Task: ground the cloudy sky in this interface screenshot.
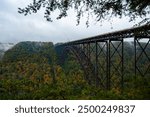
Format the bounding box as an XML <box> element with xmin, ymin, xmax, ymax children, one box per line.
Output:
<box><xmin>0</xmin><ymin>0</ymin><xmax>143</xmax><ymax>44</ymax></box>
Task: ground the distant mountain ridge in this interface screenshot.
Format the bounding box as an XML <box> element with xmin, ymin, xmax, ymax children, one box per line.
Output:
<box><xmin>2</xmin><ymin>41</ymin><xmax>55</xmax><ymax>63</ymax></box>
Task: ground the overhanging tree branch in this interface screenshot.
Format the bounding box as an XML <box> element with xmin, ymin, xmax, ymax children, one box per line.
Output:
<box><xmin>18</xmin><ymin>0</ymin><xmax>150</xmax><ymax>26</ymax></box>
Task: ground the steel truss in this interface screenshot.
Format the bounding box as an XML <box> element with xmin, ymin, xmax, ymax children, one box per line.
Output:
<box><xmin>95</xmin><ymin>41</ymin><xmax>108</xmax><ymax>89</ymax></box>
<box><xmin>134</xmin><ymin>37</ymin><xmax>150</xmax><ymax>78</ymax></box>
<box><xmin>108</xmin><ymin>39</ymin><xmax>124</xmax><ymax>90</ymax></box>
<box><xmin>56</xmin><ymin>24</ymin><xmax>150</xmax><ymax>90</ymax></box>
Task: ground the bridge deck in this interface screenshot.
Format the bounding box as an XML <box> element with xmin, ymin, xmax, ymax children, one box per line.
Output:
<box><xmin>63</xmin><ymin>24</ymin><xmax>150</xmax><ymax>45</ymax></box>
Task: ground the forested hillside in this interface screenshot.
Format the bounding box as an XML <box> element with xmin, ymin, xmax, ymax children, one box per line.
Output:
<box><xmin>0</xmin><ymin>41</ymin><xmax>149</xmax><ymax>99</ymax></box>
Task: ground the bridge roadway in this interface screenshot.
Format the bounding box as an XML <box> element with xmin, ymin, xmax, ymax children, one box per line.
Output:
<box><xmin>57</xmin><ymin>25</ymin><xmax>150</xmax><ymax>90</ymax></box>
<box><xmin>62</xmin><ymin>24</ymin><xmax>150</xmax><ymax>45</ymax></box>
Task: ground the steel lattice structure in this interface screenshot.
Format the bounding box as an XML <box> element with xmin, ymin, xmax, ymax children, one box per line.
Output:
<box><xmin>56</xmin><ymin>25</ymin><xmax>150</xmax><ymax>90</ymax></box>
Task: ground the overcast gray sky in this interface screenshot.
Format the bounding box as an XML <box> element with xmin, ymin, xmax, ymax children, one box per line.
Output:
<box><xmin>0</xmin><ymin>0</ymin><xmax>143</xmax><ymax>44</ymax></box>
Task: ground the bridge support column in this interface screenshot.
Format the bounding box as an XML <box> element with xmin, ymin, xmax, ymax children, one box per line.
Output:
<box><xmin>94</xmin><ymin>41</ymin><xmax>108</xmax><ymax>89</ymax></box>
<box><xmin>95</xmin><ymin>41</ymin><xmax>99</xmax><ymax>86</ymax></box>
<box><xmin>134</xmin><ymin>37</ymin><xmax>150</xmax><ymax>78</ymax></box>
<box><xmin>108</xmin><ymin>39</ymin><xmax>124</xmax><ymax>91</ymax></box>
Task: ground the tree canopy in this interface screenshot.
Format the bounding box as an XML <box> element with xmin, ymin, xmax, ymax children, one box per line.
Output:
<box><xmin>18</xmin><ymin>0</ymin><xmax>150</xmax><ymax>26</ymax></box>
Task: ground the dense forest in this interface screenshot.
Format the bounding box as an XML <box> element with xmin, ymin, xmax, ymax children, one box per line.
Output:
<box><xmin>0</xmin><ymin>41</ymin><xmax>149</xmax><ymax>99</ymax></box>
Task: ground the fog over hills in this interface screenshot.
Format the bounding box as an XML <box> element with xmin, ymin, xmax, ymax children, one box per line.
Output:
<box><xmin>0</xmin><ymin>43</ymin><xmax>14</xmax><ymax>51</ymax></box>
<box><xmin>0</xmin><ymin>43</ymin><xmax>15</xmax><ymax>59</ymax></box>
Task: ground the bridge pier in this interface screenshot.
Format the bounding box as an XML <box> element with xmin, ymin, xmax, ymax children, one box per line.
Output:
<box><xmin>93</xmin><ymin>41</ymin><xmax>109</xmax><ymax>88</ymax></box>
<box><xmin>108</xmin><ymin>39</ymin><xmax>124</xmax><ymax>91</ymax></box>
<box><xmin>134</xmin><ymin>37</ymin><xmax>150</xmax><ymax>78</ymax></box>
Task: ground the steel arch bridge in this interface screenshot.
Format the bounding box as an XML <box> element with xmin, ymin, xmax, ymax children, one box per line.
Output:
<box><xmin>56</xmin><ymin>25</ymin><xmax>150</xmax><ymax>90</ymax></box>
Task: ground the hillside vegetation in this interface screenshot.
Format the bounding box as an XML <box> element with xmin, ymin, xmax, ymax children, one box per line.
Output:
<box><xmin>0</xmin><ymin>41</ymin><xmax>149</xmax><ymax>99</ymax></box>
